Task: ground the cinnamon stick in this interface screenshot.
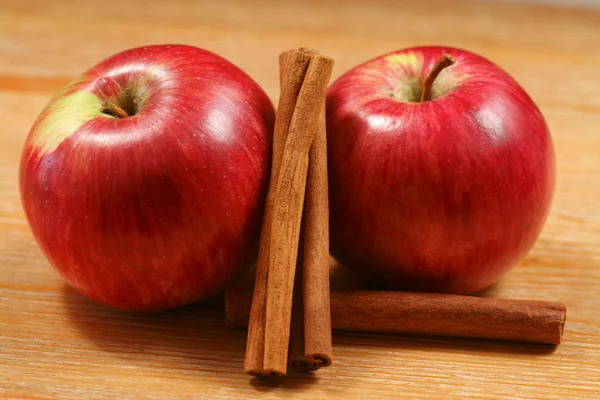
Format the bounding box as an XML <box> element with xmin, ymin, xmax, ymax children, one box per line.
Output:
<box><xmin>263</xmin><ymin>52</ymin><xmax>334</xmax><ymax>376</ymax></box>
<box><xmin>280</xmin><ymin>52</ymin><xmax>310</xmax><ymax>372</ymax></box>
<box><xmin>227</xmin><ymin>289</ymin><xmax>566</xmax><ymax>345</ymax></box>
<box><xmin>281</xmin><ymin>48</ymin><xmax>333</xmax><ymax>373</ymax></box>
<box><xmin>287</xmin><ymin>106</ymin><xmax>332</xmax><ymax>372</ymax></box>
<box><xmin>244</xmin><ymin>50</ymin><xmax>312</xmax><ymax>376</ymax></box>
<box><xmin>288</xmin><ymin>250</ymin><xmax>309</xmax><ymax>371</ymax></box>
<box><xmin>243</xmin><ymin>50</ymin><xmax>334</xmax><ymax>376</ymax></box>
<box><xmin>298</xmin><ymin>49</ymin><xmax>333</xmax><ymax>372</ymax></box>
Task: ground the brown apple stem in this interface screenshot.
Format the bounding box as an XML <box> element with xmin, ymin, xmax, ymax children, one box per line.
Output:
<box><xmin>102</xmin><ymin>101</ymin><xmax>129</xmax><ymax>118</ymax></box>
<box><xmin>420</xmin><ymin>54</ymin><xmax>456</xmax><ymax>102</ymax></box>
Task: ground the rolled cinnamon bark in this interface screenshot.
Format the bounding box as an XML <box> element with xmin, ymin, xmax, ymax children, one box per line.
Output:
<box><xmin>243</xmin><ymin>49</ymin><xmax>334</xmax><ymax>377</ymax></box>
<box><xmin>228</xmin><ymin>289</ymin><xmax>566</xmax><ymax>345</ymax></box>
<box><xmin>290</xmin><ymin>48</ymin><xmax>333</xmax><ymax>373</ymax></box>
<box><xmin>242</xmin><ymin>50</ymin><xmax>312</xmax><ymax>377</ymax></box>
<box><xmin>298</xmin><ymin>46</ymin><xmax>333</xmax><ymax>368</ymax></box>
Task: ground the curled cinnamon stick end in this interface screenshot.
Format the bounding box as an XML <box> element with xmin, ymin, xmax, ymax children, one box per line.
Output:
<box><xmin>291</xmin><ymin>354</ymin><xmax>332</xmax><ymax>372</ymax></box>
<box><xmin>228</xmin><ymin>289</ymin><xmax>566</xmax><ymax>346</ymax></box>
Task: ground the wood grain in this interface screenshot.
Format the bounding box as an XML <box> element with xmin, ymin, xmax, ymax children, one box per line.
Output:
<box><xmin>1</xmin><ymin>0</ymin><xmax>600</xmax><ymax>399</ymax></box>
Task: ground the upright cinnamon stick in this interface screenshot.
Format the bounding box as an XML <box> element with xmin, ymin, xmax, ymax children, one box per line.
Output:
<box><xmin>288</xmin><ymin>249</ymin><xmax>308</xmax><ymax>370</ymax></box>
<box><xmin>297</xmin><ymin>49</ymin><xmax>333</xmax><ymax>371</ymax></box>
<box><xmin>227</xmin><ymin>289</ymin><xmax>567</xmax><ymax>345</ymax></box>
<box><xmin>244</xmin><ymin>51</ymin><xmax>312</xmax><ymax>376</ymax></box>
<box><xmin>281</xmin><ymin>51</ymin><xmax>314</xmax><ymax>372</ymax></box>
<box><xmin>243</xmin><ymin>50</ymin><xmax>334</xmax><ymax>376</ymax></box>
<box><xmin>279</xmin><ymin>48</ymin><xmax>333</xmax><ymax>373</ymax></box>
<box><xmin>263</xmin><ymin>53</ymin><xmax>334</xmax><ymax>376</ymax></box>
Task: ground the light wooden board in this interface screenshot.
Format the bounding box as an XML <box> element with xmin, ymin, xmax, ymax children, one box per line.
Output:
<box><xmin>1</xmin><ymin>0</ymin><xmax>599</xmax><ymax>399</ymax></box>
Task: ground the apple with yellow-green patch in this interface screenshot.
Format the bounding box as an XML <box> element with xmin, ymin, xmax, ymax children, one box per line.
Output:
<box><xmin>326</xmin><ymin>46</ymin><xmax>555</xmax><ymax>294</ymax></box>
<box><xmin>20</xmin><ymin>44</ymin><xmax>275</xmax><ymax>311</ymax></box>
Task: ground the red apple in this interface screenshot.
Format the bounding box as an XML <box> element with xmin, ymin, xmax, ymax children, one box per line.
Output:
<box><xmin>326</xmin><ymin>46</ymin><xmax>555</xmax><ymax>294</ymax></box>
<box><xmin>20</xmin><ymin>45</ymin><xmax>275</xmax><ymax>311</ymax></box>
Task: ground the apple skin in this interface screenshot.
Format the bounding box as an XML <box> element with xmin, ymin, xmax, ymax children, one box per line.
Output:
<box><xmin>20</xmin><ymin>45</ymin><xmax>275</xmax><ymax>311</ymax></box>
<box><xmin>326</xmin><ymin>46</ymin><xmax>555</xmax><ymax>294</ymax></box>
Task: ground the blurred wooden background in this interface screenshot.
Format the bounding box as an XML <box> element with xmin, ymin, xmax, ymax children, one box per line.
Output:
<box><xmin>1</xmin><ymin>0</ymin><xmax>599</xmax><ymax>399</ymax></box>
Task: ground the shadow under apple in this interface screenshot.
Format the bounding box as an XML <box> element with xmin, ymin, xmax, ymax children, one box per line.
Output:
<box><xmin>61</xmin><ymin>262</ymin><xmax>556</xmax><ymax>391</ymax></box>
<box><xmin>60</xmin><ymin>283</ymin><xmax>320</xmax><ymax>391</ymax></box>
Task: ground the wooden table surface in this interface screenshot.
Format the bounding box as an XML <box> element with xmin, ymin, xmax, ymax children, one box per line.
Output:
<box><xmin>1</xmin><ymin>0</ymin><xmax>600</xmax><ymax>399</ymax></box>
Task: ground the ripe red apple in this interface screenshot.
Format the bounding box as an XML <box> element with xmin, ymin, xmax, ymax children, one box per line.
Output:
<box><xmin>20</xmin><ymin>45</ymin><xmax>275</xmax><ymax>311</ymax></box>
<box><xmin>326</xmin><ymin>46</ymin><xmax>555</xmax><ymax>294</ymax></box>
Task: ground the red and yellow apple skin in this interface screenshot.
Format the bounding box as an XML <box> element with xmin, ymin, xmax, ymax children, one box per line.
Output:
<box><xmin>326</xmin><ymin>46</ymin><xmax>555</xmax><ymax>294</ymax></box>
<box><xmin>20</xmin><ymin>45</ymin><xmax>275</xmax><ymax>311</ymax></box>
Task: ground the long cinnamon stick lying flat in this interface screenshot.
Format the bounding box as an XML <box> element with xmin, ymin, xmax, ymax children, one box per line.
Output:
<box><xmin>228</xmin><ymin>289</ymin><xmax>566</xmax><ymax>345</ymax></box>
<box><xmin>244</xmin><ymin>50</ymin><xmax>334</xmax><ymax>376</ymax></box>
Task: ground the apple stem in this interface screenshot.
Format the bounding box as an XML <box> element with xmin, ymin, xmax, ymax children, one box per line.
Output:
<box><xmin>102</xmin><ymin>101</ymin><xmax>129</xmax><ymax>118</ymax></box>
<box><xmin>420</xmin><ymin>54</ymin><xmax>456</xmax><ymax>102</ymax></box>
